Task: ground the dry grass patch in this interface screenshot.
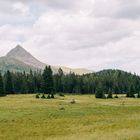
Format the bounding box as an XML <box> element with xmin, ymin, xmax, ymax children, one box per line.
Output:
<box><xmin>0</xmin><ymin>94</ymin><xmax>140</xmax><ymax>140</ymax></box>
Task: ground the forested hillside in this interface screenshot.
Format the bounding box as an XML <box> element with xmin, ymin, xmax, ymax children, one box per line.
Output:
<box><xmin>0</xmin><ymin>67</ymin><xmax>140</xmax><ymax>98</ymax></box>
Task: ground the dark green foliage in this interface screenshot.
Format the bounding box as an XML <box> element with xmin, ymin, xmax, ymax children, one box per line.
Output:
<box><xmin>95</xmin><ymin>84</ymin><xmax>105</xmax><ymax>99</ymax></box>
<box><xmin>36</xmin><ymin>94</ymin><xmax>40</xmax><ymax>99</ymax></box>
<box><xmin>0</xmin><ymin>69</ymin><xmax>140</xmax><ymax>98</ymax></box>
<box><xmin>41</xmin><ymin>94</ymin><xmax>46</xmax><ymax>99</ymax></box>
<box><xmin>54</xmin><ymin>68</ymin><xmax>64</xmax><ymax>93</ymax></box>
<box><xmin>27</xmin><ymin>70</ymin><xmax>35</xmax><ymax>93</ymax></box>
<box><xmin>50</xmin><ymin>94</ymin><xmax>54</xmax><ymax>99</ymax></box>
<box><xmin>137</xmin><ymin>92</ymin><xmax>140</xmax><ymax>98</ymax></box>
<box><xmin>4</xmin><ymin>71</ymin><xmax>14</xmax><ymax>94</ymax></box>
<box><xmin>126</xmin><ymin>85</ymin><xmax>135</xmax><ymax>98</ymax></box>
<box><xmin>47</xmin><ymin>94</ymin><xmax>51</xmax><ymax>99</ymax></box>
<box><xmin>42</xmin><ymin>66</ymin><xmax>54</xmax><ymax>94</ymax></box>
<box><xmin>107</xmin><ymin>89</ymin><xmax>113</xmax><ymax>99</ymax></box>
<box><xmin>0</xmin><ymin>72</ymin><xmax>4</xmax><ymax>95</ymax></box>
<box><xmin>114</xmin><ymin>94</ymin><xmax>119</xmax><ymax>98</ymax></box>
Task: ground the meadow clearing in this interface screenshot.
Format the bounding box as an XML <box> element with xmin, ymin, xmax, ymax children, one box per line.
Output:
<box><xmin>0</xmin><ymin>94</ymin><xmax>140</xmax><ymax>140</ymax></box>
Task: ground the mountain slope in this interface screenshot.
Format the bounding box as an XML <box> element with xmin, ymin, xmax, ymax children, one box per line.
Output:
<box><xmin>6</xmin><ymin>45</ymin><xmax>46</xmax><ymax>69</ymax></box>
<box><xmin>1</xmin><ymin>45</ymin><xmax>93</xmax><ymax>75</ymax></box>
<box><xmin>0</xmin><ymin>56</ymin><xmax>39</xmax><ymax>73</ymax></box>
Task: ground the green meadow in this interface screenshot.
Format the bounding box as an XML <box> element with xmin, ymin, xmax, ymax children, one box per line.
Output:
<box><xmin>0</xmin><ymin>94</ymin><xmax>140</xmax><ymax>140</ymax></box>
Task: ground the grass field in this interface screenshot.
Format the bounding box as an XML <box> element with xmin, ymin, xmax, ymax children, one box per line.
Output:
<box><xmin>0</xmin><ymin>94</ymin><xmax>140</xmax><ymax>140</ymax></box>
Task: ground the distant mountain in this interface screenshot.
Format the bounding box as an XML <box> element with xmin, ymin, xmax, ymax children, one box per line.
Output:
<box><xmin>6</xmin><ymin>45</ymin><xmax>46</xmax><ymax>69</ymax></box>
<box><xmin>0</xmin><ymin>56</ymin><xmax>38</xmax><ymax>73</ymax></box>
<box><xmin>0</xmin><ymin>45</ymin><xmax>92</xmax><ymax>74</ymax></box>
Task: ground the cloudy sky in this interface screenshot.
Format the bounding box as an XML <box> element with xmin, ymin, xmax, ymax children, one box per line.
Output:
<box><xmin>0</xmin><ymin>0</ymin><xmax>140</xmax><ymax>74</ymax></box>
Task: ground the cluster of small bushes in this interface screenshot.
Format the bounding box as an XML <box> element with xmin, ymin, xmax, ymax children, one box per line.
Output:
<box><xmin>96</xmin><ymin>92</ymin><xmax>140</xmax><ymax>99</ymax></box>
<box><xmin>35</xmin><ymin>94</ymin><xmax>54</xmax><ymax>99</ymax></box>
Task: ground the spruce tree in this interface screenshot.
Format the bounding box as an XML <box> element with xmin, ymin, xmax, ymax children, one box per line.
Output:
<box><xmin>5</xmin><ymin>70</ymin><xmax>14</xmax><ymax>94</ymax></box>
<box><xmin>42</xmin><ymin>66</ymin><xmax>54</xmax><ymax>97</ymax></box>
<box><xmin>27</xmin><ymin>70</ymin><xmax>35</xmax><ymax>93</ymax></box>
<box><xmin>95</xmin><ymin>84</ymin><xmax>105</xmax><ymax>99</ymax></box>
<box><xmin>126</xmin><ymin>85</ymin><xmax>135</xmax><ymax>98</ymax></box>
<box><xmin>0</xmin><ymin>72</ymin><xmax>4</xmax><ymax>95</ymax></box>
<box><xmin>107</xmin><ymin>88</ymin><xmax>113</xmax><ymax>98</ymax></box>
<box><xmin>21</xmin><ymin>72</ymin><xmax>28</xmax><ymax>93</ymax></box>
<box><xmin>137</xmin><ymin>92</ymin><xmax>140</xmax><ymax>98</ymax></box>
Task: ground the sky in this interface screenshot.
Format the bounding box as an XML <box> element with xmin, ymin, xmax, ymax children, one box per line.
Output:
<box><xmin>0</xmin><ymin>0</ymin><xmax>140</xmax><ymax>74</ymax></box>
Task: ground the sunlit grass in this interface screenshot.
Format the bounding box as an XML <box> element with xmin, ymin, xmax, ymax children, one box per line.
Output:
<box><xmin>0</xmin><ymin>94</ymin><xmax>140</xmax><ymax>140</ymax></box>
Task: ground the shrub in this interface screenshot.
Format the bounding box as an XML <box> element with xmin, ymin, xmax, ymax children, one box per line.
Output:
<box><xmin>114</xmin><ymin>94</ymin><xmax>118</xmax><ymax>98</ymax></box>
<box><xmin>47</xmin><ymin>94</ymin><xmax>51</xmax><ymax>99</ymax></box>
<box><xmin>41</xmin><ymin>94</ymin><xmax>46</xmax><ymax>99</ymax></box>
<box><xmin>50</xmin><ymin>94</ymin><xmax>54</xmax><ymax>99</ymax></box>
<box><xmin>35</xmin><ymin>94</ymin><xmax>40</xmax><ymax>99</ymax></box>
<box><xmin>107</xmin><ymin>93</ymin><xmax>113</xmax><ymax>99</ymax></box>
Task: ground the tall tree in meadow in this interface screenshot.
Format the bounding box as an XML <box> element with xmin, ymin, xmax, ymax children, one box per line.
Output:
<box><xmin>126</xmin><ymin>85</ymin><xmax>135</xmax><ymax>98</ymax></box>
<box><xmin>5</xmin><ymin>70</ymin><xmax>14</xmax><ymax>94</ymax></box>
<box><xmin>95</xmin><ymin>83</ymin><xmax>105</xmax><ymax>98</ymax></box>
<box><xmin>0</xmin><ymin>72</ymin><xmax>4</xmax><ymax>95</ymax></box>
<box><xmin>42</xmin><ymin>66</ymin><xmax>54</xmax><ymax>98</ymax></box>
<box><xmin>54</xmin><ymin>68</ymin><xmax>64</xmax><ymax>93</ymax></box>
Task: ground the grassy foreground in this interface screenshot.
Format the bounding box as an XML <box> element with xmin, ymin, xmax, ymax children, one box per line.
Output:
<box><xmin>0</xmin><ymin>94</ymin><xmax>140</xmax><ymax>140</ymax></box>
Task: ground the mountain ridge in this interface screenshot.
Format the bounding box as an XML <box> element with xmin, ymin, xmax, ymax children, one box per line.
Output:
<box><xmin>0</xmin><ymin>45</ymin><xmax>93</xmax><ymax>75</ymax></box>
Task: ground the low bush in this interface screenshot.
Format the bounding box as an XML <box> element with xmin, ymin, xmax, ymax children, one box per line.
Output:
<box><xmin>35</xmin><ymin>94</ymin><xmax>40</xmax><ymax>99</ymax></box>
<box><xmin>114</xmin><ymin>95</ymin><xmax>119</xmax><ymax>98</ymax></box>
<box><xmin>41</xmin><ymin>94</ymin><xmax>46</xmax><ymax>99</ymax></box>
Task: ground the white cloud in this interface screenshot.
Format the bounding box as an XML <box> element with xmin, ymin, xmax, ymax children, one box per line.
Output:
<box><xmin>0</xmin><ymin>0</ymin><xmax>140</xmax><ymax>74</ymax></box>
<box><xmin>13</xmin><ymin>2</ymin><xmax>30</xmax><ymax>16</ymax></box>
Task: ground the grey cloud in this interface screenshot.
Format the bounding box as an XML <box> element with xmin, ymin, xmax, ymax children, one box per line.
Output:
<box><xmin>93</xmin><ymin>0</ymin><xmax>140</xmax><ymax>19</ymax></box>
<box><xmin>0</xmin><ymin>0</ymin><xmax>140</xmax><ymax>74</ymax></box>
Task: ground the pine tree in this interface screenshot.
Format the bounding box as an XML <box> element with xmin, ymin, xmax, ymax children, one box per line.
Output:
<box><xmin>126</xmin><ymin>85</ymin><xmax>135</xmax><ymax>98</ymax></box>
<box><xmin>5</xmin><ymin>71</ymin><xmax>14</xmax><ymax>94</ymax></box>
<box><xmin>95</xmin><ymin>83</ymin><xmax>105</xmax><ymax>99</ymax></box>
<box><xmin>0</xmin><ymin>72</ymin><xmax>4</xmax><ymax>95</ymax></box>
<box><xmin>42</xmin><ymin>66</ymin><xmax>54</xmax><ymax>97</ymax></box>
<box><xmin>27</xmin><ymin>70</ymin><xmax>35</xmax><ymax>93</ymax></box>
<box><xmin>107</xmin><ymin>88</ymin><xmax>113</xmax><ymax>98</ymax></box>
<box><xmin>21</xmin><ymin>72</ymin><xmax>28</xmax><ymax>93</ymax></box>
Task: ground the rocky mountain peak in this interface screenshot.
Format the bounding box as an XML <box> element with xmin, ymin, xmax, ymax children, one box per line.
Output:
<box><xmin>2</xmin><ymin>45</ymin><xmax>92</xmax><ymax>75</ymax></box>
<box><xmin>6</xmin><ymin>45</ymin><xmax>31</xmax><ymax>58</ymax></box>
<box><xmin>6</xmin><ymin>45</ymin><xmax>46</xmax><ymax>69</ymax></box>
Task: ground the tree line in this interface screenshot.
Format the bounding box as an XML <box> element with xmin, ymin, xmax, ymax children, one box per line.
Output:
<box><xmin>0</xmin><ymin>66</ymin><xmax>140</xmax><ymax>98</ymax></box>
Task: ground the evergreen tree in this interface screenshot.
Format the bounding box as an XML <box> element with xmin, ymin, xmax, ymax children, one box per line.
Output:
<box><xmin>27</xmin><ymin>70</ymin><xmax>35</xmax><ymax>93</ymax></box>
<box><xmin>95</xmin><ymin>83</ymin><xmax>105</xmax><ymax>98</ymax></box>
<box><xmin>126</xmin><ymin>85</ymin><xmax>135</xmax><ymax>98</ymax></box>
<box><xmin>21</xmin><ymin>72</ymin><xmax>28</xmax><ymax>93</ymax></box>
<box><xmin>5</xmin><ymin>71</ymin><xmax>14</xmax><ymax>94</ymax></box>
<box><xmin>0</xmin><ymin>72</ymin><xmax>4</xmax><ymax>95</ymax></box>
<box><xmin>42</xmin><ymin>66</ymin><xmax>54</xmax><ymax>96</ymax></box>
<box><xmin>54</xmin><ymin>68</ymin><xmax>64</xmax><ymax>93</ymax></box>
<box><xmin>107</xmin><ymin>89</ymin><xmax>113</xmax><ymax>98</ymax></box>
<box><xmin>137</xmin><ymin>92</ymin><xmax>140</xmax><ymax>98</ymax></box>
